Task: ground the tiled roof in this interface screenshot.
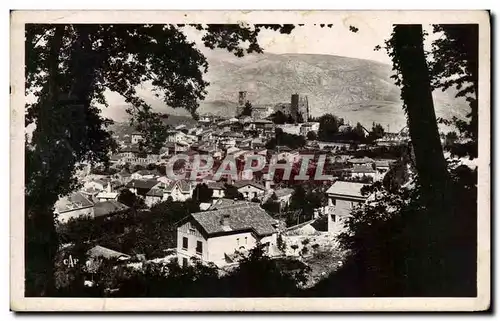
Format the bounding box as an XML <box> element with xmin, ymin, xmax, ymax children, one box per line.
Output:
<box><xmin>221</xmin><ymin>131</ymin><xmax>244</xmax><ymax>138</ymax></box>
<box><xmin>208</xmin><ymin>198</ymin><xmax>259</xmax><ymax>210</ymax></box>
<box><xmin>125</xmin><ymin>179</ymin><xmax>159</xmax><ymax>190</ymax></box>
<box><xmin>94</xmin><ymin>200</ymin><xmax>129</xmax><ymax>217</ymax></box>
<box><xmin>325</xmin><ymin>181</ymin><xmax>369</xmax><ymax>199</ymax></box>
<box><xmin>146</xmin><ymin>188</ymin><xmax>164</xmax><ymax>197</ymax></box>
<box><xmin>207</xmin><ymin>181</ymin><xmax>226</xmax><ymax>190</ymax></box>
<box><xmin>96</xmin><ymin>192</ymin><xmax>118</xmax><ymax>199</ymax></box>
<box><xmin>351</xmin><ymin>165</ymin><xmax>376</xmax><ymax>173</ymax></box>
<box><xmin>251</xmin><ymin>119</ymin><xmax>273</xmax><ymax>124</ymax></box>
<box><xmin>81</xmin><ymin>187</ymin><xmax>100</xmax><ymax>195</ymax></box>
<box><xmin>164</xmin><ymin>180</ymin><xmax>192</xmax><ymax>193</ymax></box>
<box><xmin>54</xmin><ymin>192</ymin><xmax>94</xmax><ymax>213</ymax></box>
<box><xmin>191</xmin><ymin>206</ymin><xmax>277</xmax><ymax>237</ymax></box>
<box><xmin>92</xmin><ymin>179</ymin><xmax>108</xmax><ymax>186</ymax></box>
<box><xmin>233</xmin><ymin>180</ymin><xmax>266</xmax><ymax>191</ymax></box>
<box><xmin>87</xmin><ymin>245</ymin><xmax>130</xmax><ymax>260</ymax></box>
<box><xmin>374</xmin><ymin>159</ymin><xmax>396</xmax><ymax>168</ymax></box>
<box><xmin>276</xmin><ymin>145</ymin><xmax>292</xmax><ymax>152</ymax></box>
<box><xmin>135</xmin><ymin>169</ymin><xmax>159</xmax><ymax>176</ymax></box>
<box><xmin>348</xmin><ymin>157</ymin><xmax>374</xmax><ymax>164</ymax></box>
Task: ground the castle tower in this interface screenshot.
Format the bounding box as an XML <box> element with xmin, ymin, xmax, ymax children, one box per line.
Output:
<box><xmin>290</xmin><ymin>93</ymin><xmax>309</xmax><ymax>123</ymax></box>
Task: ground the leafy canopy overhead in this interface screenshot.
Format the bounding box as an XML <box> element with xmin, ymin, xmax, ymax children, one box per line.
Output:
<box><xmin>26</xmin><ymin>24</ymin><xmax>296</xmax><ymax>119</ymax></box>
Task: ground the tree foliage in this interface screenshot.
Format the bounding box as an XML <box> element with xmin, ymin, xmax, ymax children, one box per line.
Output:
<box><xmin>317</xmin><ymin>114</ymin><xmax>343</xmax><ymax>141</ymax></box>
<box><xmin>239</xmin><ymin>101</ymin><xmax>253</xmax><ymax>117</ymax></box>
<box><xmin>266</xmin><ymin>128</ymin><xmax>306</xmax><ymax>150</ymax></box>
<box><xmin>306</xmin><ymin>131</ymin><xmax>317</xmax><ymax>141</ymax></box>
<box><xmin>25</xmin><ymin>23</ymin><xmax>296</xmax><ymax>296</ymax></box>
<box><xmin>56</xmin><ymin>243</ymin><xmax>310</xmax><ymax>297</ymax></box>
<box><xmin>430</xmin><ymin>24</ymin><xmax>478</xmax><ymax>159</ymax></box>
<box><xmin>191</xmin><ymin>183</ymin><xmax>214</xmax><ymax>203</ymax></box>
<box><xmin>117</xmin><ymin>189</ymin><xmax>145</xmax><ymax>209</ymax></box>
<box><xmin>315</xmin><ymin>24</ymin><xmax>479</xmax><ymax>297</ymax></box>
<box><xmin>367</xmin><ymin>122</ymin><xmax>385</xmax><ymax>143</ymax></box>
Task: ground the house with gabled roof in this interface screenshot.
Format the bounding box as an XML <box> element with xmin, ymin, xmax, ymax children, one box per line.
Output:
<box><xmin>325</xmin><ymin>181</ymin><xmax>370</xmax><ymax>233</ymax></box>
<box><xmin>350</xmin><ymin>164</ymin><xmax>377</xmax><ymax>179</ymax></box>
<box><xmin>130</xmin><ymin>169</ymin><xmax>161</xmax><ymax>180</ymax></box>
<box><xmin>93</xmin><ymin>200</ymin><xmax>129</xmax><ymax>218</ymax></box>
<box><xmin>54</xmin><ymin>192</ymin><xmax>95</xmax><ymax>223</ymax></box>
<box><xmin>164</xmin><ymin>180</ymin><xmax>194</xmax><ymax>202</ymax></box>
<box><xmin>126</xmin><ymin>179</ymin><xmax>160</xmax><ymax>197</ymax></box>
<box><xmin>233</xmin><ymin>181</ymin><xmax>267</xmax><ymax>201</ymax></box>
<box><xmin>176</xmin><ymin>205</ymin><xmax>279</xmax><ymax>267</ymax></box>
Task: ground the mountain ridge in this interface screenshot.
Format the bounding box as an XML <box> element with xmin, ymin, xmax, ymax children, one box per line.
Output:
<box><xmin>102</xmin><ymin>51</ymin><xmax>468</xmax><ymax>131</ymax></box>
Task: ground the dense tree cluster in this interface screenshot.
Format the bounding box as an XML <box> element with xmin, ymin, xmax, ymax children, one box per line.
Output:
<box><xmin>265</xmin><ymin>128</ymin><xmax>306</xmax><ymax>150</ymax></box>
<box><xmin>54</xmin><ymin>243</ymin><xmax>311</xmax><ymax>297</ymax></box>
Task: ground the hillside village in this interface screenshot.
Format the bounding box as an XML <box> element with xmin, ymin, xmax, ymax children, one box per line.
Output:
<box><xmin>54</xmin><ymin>90</ymin><xmax>459</xmax><ymax>292</ymax></box>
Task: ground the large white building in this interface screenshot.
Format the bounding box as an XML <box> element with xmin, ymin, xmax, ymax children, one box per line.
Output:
<box><xmin>325</xmin><ymin>181</ymin><xmax>370</xmax><ymax>233</ymax></box>
<box><xmin>176</xmin><ymin>204</ymin><xmax>279</xmax><ymax>267</ymax></box>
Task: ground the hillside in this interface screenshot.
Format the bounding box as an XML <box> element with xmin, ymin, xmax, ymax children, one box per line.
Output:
<box><xmin>199</xmin><ymin>51</ymin><xmax>469</xmax><ymax>131</ymax></box>
<box><xmin>102</xmin><ymin>51</ymin><xmax>469</xmax><ymax>132</ymax></box>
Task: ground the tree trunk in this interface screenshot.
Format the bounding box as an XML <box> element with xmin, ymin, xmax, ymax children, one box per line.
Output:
<box><xmin>392</xmin><ymin>24</ymin><xmax>453</xmax><ymax>295</ymax></box>
<box><xmin>25</xmin><ymin>25</ymin><xmax>65</xmax><ymax>297</ymax></box>
<box><xmin>393</xmin><ymin>25</ymin><xmax>449</xmax><ymax>197</ymax></box>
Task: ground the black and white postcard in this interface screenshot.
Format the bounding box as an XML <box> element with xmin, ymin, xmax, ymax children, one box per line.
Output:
<box><xmin>10</xmin><ymin>10</ymin><xmax>490</xmax><ymax>311</ymax></box>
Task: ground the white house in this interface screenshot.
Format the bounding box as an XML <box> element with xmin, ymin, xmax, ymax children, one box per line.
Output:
<box><xmin>130</xmin><ymin>169</ymin><xmax>161</xmax><ymax>180</ymax></box>
<box><xmin>234</xmin><ymin>181</ymin><xmax>267</xmax><ymax>200</ymax></box>
<box><xmin>126</xmin><ymin>179</ymin><xmax>160</xmax><ymax>198</ymax></box>
<box><xmin>95</xmin><ymin>191</ymin><xmax>119</xmax><ymax>202</ymax></box>
<box><xmin>350</xmin><ymin>165</ymin><xmax>377</xmax><ymax>180</ymax></box>
<box><xmin>299</xmin><ymin>122</ymin><xmax>320</xmax><ymax>136</ymax></box>
<box><xmin>164</xmin><ymin>180</ymin><xmax>194</xmax><ymax>202</ymax></box>
<box><xmin>176</xmin><ymin>206</ymin><xmax>279</xmax><ymax>267</ymax></box>
<box><xmin>276</xmin><ymin>124</ymin><xmax>302</xmax><ymax>135</ymax></box>
<box><xmin>325</xmin><ymin>181</ymin><xmax>369</xmax><ymax>233</ymax></box>
<box><xmin>145</xmin><ymin>188</ymin><xmax>164</xmax><ymax>207</ymax></box>
<box><xmin>348</xmin><ymin>157</ymin><xmax>375</xmax><ymax>167</ymax></box>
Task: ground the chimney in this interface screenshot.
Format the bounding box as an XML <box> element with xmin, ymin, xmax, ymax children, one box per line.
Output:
<box><xmin>220</xmin><ymin>213</ymin><xmax>231</xmax><ymax>229</ymax></box>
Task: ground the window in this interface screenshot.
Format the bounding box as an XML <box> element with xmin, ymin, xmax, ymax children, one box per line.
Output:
<box><xmin>182</xmin><ymin>257</ymin><xmax>188</xmax><ymax>267</ymax></box>
<box><xmin>196</xmin><ymin>241</ymin><xmax>203</xmax><ymax>255</ymax></box>
<box><xmin>245</xmin><ymin>237</ymin><xmax>248</xmax><ymax>245</ymax></box>
<box><xmin>182</xmin><ymin>237</ymin><xmax>188</xmax><ymax>250</ymax></box>
<box><xmin>331</xmin><ymin>199</ymin><xmax>336</xmax><ymax>206</ymax></box>
<box><xmin>236</xmin><ymin>238</ymin><xmax>240</xmax><ymax>246</ymax></box>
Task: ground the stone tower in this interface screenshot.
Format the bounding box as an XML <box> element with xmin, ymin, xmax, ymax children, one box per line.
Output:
<box><xmin>290</xmin><ymin>93</ymin><xmax>309</xmax><ymax>123</ymax></box>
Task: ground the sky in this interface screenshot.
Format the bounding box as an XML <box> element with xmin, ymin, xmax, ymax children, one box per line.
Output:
<box><xmin>183</xmin><ymin>23</ymin><xmax>437</xmax><ymax>64</ymax></box>
<box><xmin>183</xmin><ymin>23</ymin><xmax>395</xmax><ymax>64</ymax></box>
